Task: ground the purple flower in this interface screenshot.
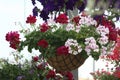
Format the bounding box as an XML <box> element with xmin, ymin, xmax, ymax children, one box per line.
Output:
<box><xmin>44</xmin><ymin>1</ymin><xmax>56</xmax><ymax>12</ymax></box>
<box><xmin>31</xmin><ymin>0</ymin><xmax>36</xmax><ymax>5</ymax></box>
<box><xmin>40</xmin><ymin>10</ymin><xmax>49</xmax><ymax>21</ymax></box>
<box><xmin>33</xmin><ymin>6</ymin><xmax>39</xmax><ymax>16</ymax></box>
<box><xmin>65</xmin><ymin>0</ymin><xmax>76</xmax><ymax>10</ymax></box>
<box><xmin>78</xmin><ymin>1</ymin><xmax>86</xmax><ymax>12</ymax></box>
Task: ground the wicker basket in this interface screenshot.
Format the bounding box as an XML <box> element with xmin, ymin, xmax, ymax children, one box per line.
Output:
<box><xmin>47</xmin><ymin>53</ymin><xmax>88</xmax><ymax>72</ymax></box>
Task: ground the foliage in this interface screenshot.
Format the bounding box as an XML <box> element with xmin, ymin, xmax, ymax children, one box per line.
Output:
<box><xmin>90</xmin><ymin>69</ymin><xmax>120</xmax><ymax>80</ymax></box>
<box><xmin>91</xmin><ymin>36</ymin><xmax>120</xmax><ymax>80</ymax></box>
<box><xmin>4</xmin><ymin>0</ymin><xmax>120</xmax><ymax>80</ymax></box>
<box><xmin>0</xmin><ymin>52</ymin><xmax>73</xmax><ymax>80</ymax></box>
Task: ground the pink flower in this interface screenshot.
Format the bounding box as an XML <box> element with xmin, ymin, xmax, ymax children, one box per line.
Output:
<box><xmin>46</xmin><ymin>70</ymin><xmax>56</xmax><ymax>79</ymax></box>
<box><xmin>26</xmin><ymin>15</ymin><xmax>36</xmax><ymax>24</ymax></box>
<box><xmin>40</xmin><ymin>23</ymin><xmax>50</xmax><ymax>32</ymax></box>
<box><xmin>6</xmin><ymin>31</ymin><xmax>20</xmax><ymax>49</ymax></box>
<box><xmin>56</xmin><ymin>46</ymin><xmax>69</xmax><ymax>55</ymax></box>
<box><xmin>37</xmin><ymin>39</ymin><xmax>48</xmax><ymax>48</ymax></box>
<box><xmin>56</xmin><ymin>13</ymin><xmax>68</xmax><ymax>24</ymax></box>
<box><xmin>33</xmin><ymin>56</ymin><xmax>39</xmax><ymax>62</ymax></box>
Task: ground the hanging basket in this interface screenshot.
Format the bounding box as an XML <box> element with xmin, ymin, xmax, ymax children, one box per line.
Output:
<box><xmin>47</xmin><ymin>53</ymin><xmax>88</xmax><ymax>72</ymax></box>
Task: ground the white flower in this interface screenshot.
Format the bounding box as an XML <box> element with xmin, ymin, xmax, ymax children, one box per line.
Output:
<box><xmin>89</xmin><ymin>44</ymin><xmax>99</xmax><ymax>50</ymax></box>
<box><xmin>78</xmin><ymin>46</ymin><xmax>82</xmax><ymax>53</ymax></box>
<box><xmin>47</xmin><ymin>18</ymin><xmax>56</xmax><ymax>25</ymax></box>
<box><xmin>66</xmin><ymin>23</ymin><xmax>75</xmax><ymax>31</ymax></box>
<box><xmin>85</xmin><ymin>37</ymin><xmax>99</xmax><ymax>54</ymax></box>
<box><xmin>98</xmin><ymin>36</ymin><xmax>109</xmax><ymax>45</ymax></box>
<box><xmin>75</xmin><ymin>25</ymin><xmax>81</xmax><ymax>33</ymax></box>
<box><xmin>65</xmin><ymin>39</ymin><xmax>82</xmax><ymax>55</ymax></box>
<box><xmin>96</xmin><ymin>25</ymin><xmax>109</xmax><ymax>35</ymax></box>
<box><xmin>85</xmin><ymin>46</ymin><xmax>91</xmax><ymax>55</ymax></box>
<box><xmin>85</xmin><ymin>37</ymin><xmax>96</xmax><ymax>45</ymax></box>
<box><xmin>100</xmin><ymin>46</ymin><xmax>107</xmax><ymax>55</ymax></box>
<box><xmin>73</xmin><ymin>51</ymin><xmax>78</xmax><ymax>55</ymax></box>
<box><xmin>79</xmin><ymin>16</ymin><xmax>97</xmax><ymax>26</ymax></box>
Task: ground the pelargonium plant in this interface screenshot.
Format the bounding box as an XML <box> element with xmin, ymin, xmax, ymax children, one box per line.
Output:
<box><xmin>90</xmin><ymin>68</ymin><xmax>120</xmax><ymax>80</ymax></box>
<box><xmin>101</xmin><ymin>36</ymin><xmax>120</xmax><ymax>65</ymax></box>
<box><xmin>90</xmin><ymin>36</ymin><xmax>120</xmax><ymax>80</ymax></box>
<box><xmin>6</xmin><ymin>11</ymin><xmax>120</xmax><ymax>62</ymax></box>
<box><xmin>0</xmin><ymin>51</ymin><xmax>74</xmax><ymax>80</ymax></box>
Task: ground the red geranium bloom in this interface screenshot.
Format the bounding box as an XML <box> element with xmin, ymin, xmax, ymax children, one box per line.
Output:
<box><xmin>114</xmin><ymin>67</ymin><xmax>120</xmax><ymax>78</ymax></box>
<box><xmin>56</xmin><ymin>46</ymin><xmax>69</xmax><ymax>55</ymax></box>
<box><xmin>46</xmin><ymin>70</ymin><xmax>56</xmax><ymax>79</ymax></box>
<box><xmin>65</xmin><ymin>72</ymin><xmax>73</xmax><ymax>80</ymax></box>
<box><xmin>56</xmin><ymin>13</ymin><xmax>68</xmax><ymax>24</ymax></box>
<box><xmin>107</xmin><ymin>37</ymin><xmax>120</xmax><ymax>60</ymax></box>
<box><xmin>6</xmin><ymin>31</ymin><xmax>20</xmax><ymax>42</ymax></box>
<box><xmin>40</xmin><ymin>23</ymin><xmax>50</xmax><ymax>32</ymax></box>
<box><xmin>117</xmin><ymin>29</ymin><xmax>120</xmax><ymax>36</ymax></box>
<box><xmin>6</xmin><ymin>31</ymin><xmax>20</xmax><ymax>49</ymax></box>
<box><xmin>33</xmin><ymin>56</ymin><xmax>39</xmax><ymax>62</ymax></box>
<box><xmin>37</xmin><ymin>64</ymin><xmax>45</xmax><ymax>70</ymax></box>
<box><xmin>37</xmin><ymin>39</ymin><xmax>48</xmax><ymax>48</ymax></box>
<box><xmin>26</xmin><ymin>15</ymin><xmax>36</xmax><ymax>24</ymax></box>
<box><xmin>108</xmin><ymin>29</ymin><xmax>117</xmax><ymax>41</ymax></box>
<box><xmin>100</xmin><ymin>17</ymin><xmax>117</xmax><ymax>41</ymax></box>
<box><xmin>72</xmin><ymin>16</ymin><xmax>80</xmax><ymax>25</ymax></box>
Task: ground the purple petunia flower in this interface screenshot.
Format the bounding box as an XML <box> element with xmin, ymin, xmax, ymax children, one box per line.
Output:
<box><xmin>40</xmin><ymin>10</ymin><xmax>49</xmax><ymax>21</ymax></box>
<box><xmin>31</xmin><ymin>0</ymin><xmax>36</xmax><ymax>5</ymax></box>
<box><xmin>33</xmin><ymin>6</ymin><xmax>39</xmax><ymax>16</ymax></box>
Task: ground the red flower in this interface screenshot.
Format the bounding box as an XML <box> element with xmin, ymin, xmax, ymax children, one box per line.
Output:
<box><xmin>33</xmin><ymin>56</ymin><xmax>39</xmax><ymax>62</ymax></box>
<box><xmin>99</xmin><ymin>17</ymin><xmax>117</xmax><ymax>41</ymax></box>
<box><xmin>100</xmin><ymin>17</ymin><xmax>115</xmax><ymax>31</ymax></box>
<box><xmin>40</xmin><ymin>23</ymin><xmax>50</xmax><ymax>32</ymax></box>
<box><xmin>108</xmin><ymin>29</ymin><xmax>117</xmax><ymax>41</ymax></box>
<box><xmin>26</xmin><ymin>15</ymin><xmax>36</xmax><ymax>24</ymax></box>
<box><xmin>108</xmin><ymin>37</ymin><xmax>120</xmax><ymax>60</ymax></box>
<box><xmin>6</xmin><ymin>31</ymin><xmax>19</xmax><ymax>42</ymax></box>
<box><xmin>6</xmin><ymin>31</ymin><xmax>20</xmax><ymax>49</ymax></box>
<box><xmin>72</xmin><ymin>16</ymin><xmax>80</xmax><ymax>25</ymax></box>
<box><xmin>9</xmin><ymin>43</ymin><xmax>18</xmax><ymax>49</ymax></box>
<box><xmin>65</xmin><ymin>72</ymin><xmax>73</xmax><ymax>80</ymax></box>
<box><xmin>46</xmin><ymin>70</ymin><xmax>56</xmax><ymax>79</ymax></box>
<box><xmin>37</xmin><ymin>39</ymin><xmax>48</xmax><ymax>48</ymax></box>
<box><xmin>114</xmin><ymin>67</ymin><xmax>120</xmax><ymax>78</ymax></box>
<box><xmin>56</xmin><ymin>46</ymin><xmax>69</xmax><ymax>55</ymax></box>
<box><xmin>56</xmin><ymin>13</ymin><xmax>68</xmax><ymax>24</ymax></box>
<box><xmin>117</xmin><ymin>29</ymin><xmax>120</xmax><ymax>36</ymax></box>
<box><xmin>37</xmin><ymin>64</ymin><xmax>45</xmax><ymax>70</ymax></box>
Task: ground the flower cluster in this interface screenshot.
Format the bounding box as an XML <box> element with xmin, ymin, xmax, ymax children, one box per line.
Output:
<box><xmin>31</xmin><ymin>0</ymin><xmax>86</xmax><ymax>21</ymax></box>
<box><xmin>31</xmin><ymin>0</ymin><xmax>120</xmax><ymax>21</ymax></box>
<box><xmin>0</xmin><ymin>52</ymin><xmax>73</xmax><ymax>80</ymax></box>
<box><xmin>6</xmin><ymin>12</ymin><xmax>120</xmax><ymax>61</ymax></box>
<box><xmin>90</xmin><ymin>68</ymin><xmax>120</xmax><ymax>80</ymax></box>
<box><xmin>101</xmin><ymin>36</ymin><xmax>120</xmax><ymax>65</ymax></box>
<box><xmin>6</xmin><ymin>31</ymin><xmax>20</xmax><ymax>49</ymax></box>
<box><xmin>92</xmin><ymin>36</ymin><xmax>120</xmax><ymax>80</ymax></box>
